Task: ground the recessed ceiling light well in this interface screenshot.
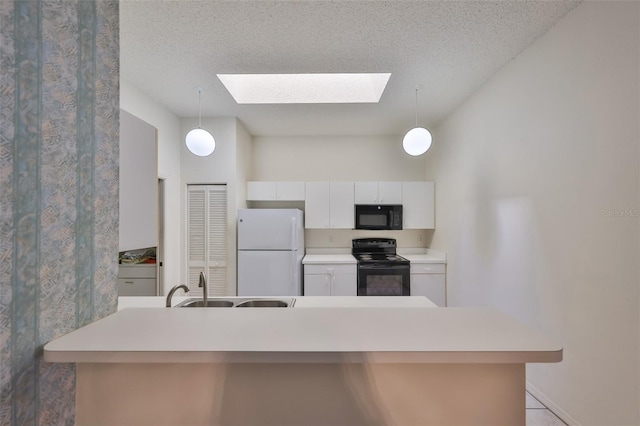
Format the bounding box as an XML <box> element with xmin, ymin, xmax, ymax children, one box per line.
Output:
<box><xmin>217</xmin><ymin>73</ymin><xmax>391</xmax><ymax>104</ymax></box>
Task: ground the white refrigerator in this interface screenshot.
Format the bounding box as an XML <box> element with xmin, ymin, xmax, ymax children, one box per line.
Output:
<box><xmin>237</xmin><ymin>208</ymin><xmax>304</xmax><ymax>296</ymax></box>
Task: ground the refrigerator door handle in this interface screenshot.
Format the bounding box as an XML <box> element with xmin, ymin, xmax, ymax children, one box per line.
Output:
<box><xmin>292</xmin><ymin>250</ymin><xmax>298</xmax><ymax>294</ymax></box>
<box><xmin>291</xmin><ymin>217</ymin><xmax>297</xmax><ymax>292</ymax></box>
<box><xmin>291</xmin><ymin>217</ymin><xmax>296</xmax><ymax>250</ymax></box>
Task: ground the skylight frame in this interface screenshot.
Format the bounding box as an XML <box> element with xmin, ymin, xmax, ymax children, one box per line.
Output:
<box><xmin>217</xmin><ymin>73</ymin><xmax>391</xmax><ymax>104</ymax></box>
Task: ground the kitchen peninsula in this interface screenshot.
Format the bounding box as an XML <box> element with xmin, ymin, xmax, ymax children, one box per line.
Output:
<box><xmin>44</xmin><ymin>297</ymin><xmax>562</xmax><ymax>426</ymax></box>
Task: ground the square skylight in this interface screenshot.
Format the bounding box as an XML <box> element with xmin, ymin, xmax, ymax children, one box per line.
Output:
<box><xmin>217</xmin><ymin>73</ymin><xmax>391</xmax><ymax>104</ymax></box>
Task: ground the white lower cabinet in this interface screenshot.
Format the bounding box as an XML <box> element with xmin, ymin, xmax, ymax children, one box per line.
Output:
<box><xmin>118</xmin><ymin>265</ymin><xmax>157</xmax><ymax>296</ymax></box>
<box><xmin>410</xmin><ymin>263</ymin><xmax>446</xmax><ymax>306</ymax></box>
<box><xmin>304</xmin><ymin>264</ymin><xmax>357</xmax><ymax>296</ymax></box>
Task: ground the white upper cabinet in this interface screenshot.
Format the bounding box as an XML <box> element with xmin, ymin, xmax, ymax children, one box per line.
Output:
<box><xmin>277</xmin><ymin>182</ymin><xmax>305</xmax><ymax>200</ymax></box>
<box><xmin>402</xmin><ymin>181</ymin><xmax>435</xmax><ymax>229</ymax></box>
<box><xmin>304</xmin><ymin>182</ymin><xmax>330</xmax><ymax>228</ymax></box>
<box><xmin>248</xmin><ymin>180</ymin><xmax>434</xmax><ymax>229</ymax></box>
<box><xmin>247</xmin><ymin>182</ymin><xmax>276</xmax><ymax>200</ymax></box>
<box><xmin>354</xmin><ymin>182</ymin><xmax>377</xmax><ymax>204</ymax></box>
<box><xmin>119</xmin><ymin>110</ymin><xmax>157</xmax><ymax>252</ymax></box>
<box><xmin>355</xmin><ymin>181</ymin><xmax>402</xmax><ymax>204</ymax></box>
<box><xmin>330</xmin><ymin>182</ymin><xmax>355</xmax><ymax>228</ymax></box>
<box><xmin>247</xmin><ymin>181</ymin><xmax>305</xmax><ymax>201</ymax></box>
<box><xmin>378</xmin><ymin>182</ymin><xmax>403</xmax><ymax>204</ymax></box>
<box><xmin>305</xmin><ymin>181</ymin><xmax>354</xmax><ymax>229</ymax></box>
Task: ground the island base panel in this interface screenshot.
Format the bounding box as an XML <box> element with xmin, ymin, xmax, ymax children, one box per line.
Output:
<box><xmin>77</xmin><ymin>362</ymin><xmax>525</xmax><ymax>426</ymax></box>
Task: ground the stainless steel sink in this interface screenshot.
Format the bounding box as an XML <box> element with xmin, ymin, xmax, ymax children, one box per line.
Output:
<box><xmin>235</xmin><ymin>300</ymin><xmax>289</xmax><ymax>308</ymax></box>
<box><xmin>174</xmin><ymin>297</ymin><xmax>295</xmax><ymax>308</ymax></box>
<box><xmin>178</xmin><ymin>300</ymin><xmax>234</xmax><ymax>308</ymax></box>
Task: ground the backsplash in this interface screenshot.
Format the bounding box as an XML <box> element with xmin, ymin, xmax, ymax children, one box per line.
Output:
<box><xmin>305</xmin><ymin>229</ymin><xmax>433</xmax><ymax>249</ymax></box>
<box><xmin>0</xmin><ymin>1</ymin><xmax>119</xmax><ymax>424</ymax></box>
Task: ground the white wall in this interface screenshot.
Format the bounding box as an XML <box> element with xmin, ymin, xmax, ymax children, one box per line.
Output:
<box><xmin>427</xmin><ymin>2</ymin><xmax>639</xmax><ymax>425</ymax></box>
<box><xmin>234</xmin><ymin>120</ymin><xmax>252</xmax><ymax>290</ymax></box>
<box><xmin>251</xmin><ymin>135</ymin><xmax>430</xmax><ymax>248</ymax></box>
<box><xmin>120</xmin><ymin>79</ymin><xmax>182</xmax><ymax>294</ymax></box>
<box><xmin>235</xmin><ymin>120</ymin><xmax>252</xmax><ymax>210</ymax></box>
<box><xmin>181</xmin><ymin>117</ymin><xmax>245</xmax><ymax>295</ymax></box>
<box><xmin>252</xmin><ymin>136</ymin><xmax>426</xmax><ymax>181</ymax></box>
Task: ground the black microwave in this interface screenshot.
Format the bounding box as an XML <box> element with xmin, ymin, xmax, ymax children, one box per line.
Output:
<box><xmin>354</xmin><ymin>205</ymin><xmax>403</xmax><ymax>230</ymax></box>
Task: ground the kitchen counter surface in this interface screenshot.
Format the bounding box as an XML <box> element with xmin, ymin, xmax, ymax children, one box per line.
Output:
<box><xmin>400</xmin><ymin>253</ymin><xmax>446</xmax><ymax>263</ymax></box>
<box><xmin>398</xmin><ymin>248</ymin><xmax>447</xmax><ymax>263</ymax></box>
<box><xmin>302</xmin><ymin>254</ymin><xmax>357</xmax><ymax>264</ymax></box>
<box><xmin>45</xmin><ymin>301</ymin><xmax>561</xmax><ymax>365</ymax></box>
<box><xmin>119</xmin><ymin>295</ymin><xmax>437</xmax><ymax>310</ymax></box>
<box><xmin>293</xmin><ymin>295</ymin><xmax>437</xmax><ymax>308</ymax></box>
<box><xmin>303</xmin><ymin>249</ymin><xmax>446</xmax><ymax>264</ymax></box>
<box><xmin>118</xmin><ymin>296</ymin><xmax>188</xmax><ymax>309</ymax></box>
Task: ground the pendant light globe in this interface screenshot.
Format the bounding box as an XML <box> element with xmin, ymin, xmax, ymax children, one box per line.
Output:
<box><xmin>185</xmin><ymin>128</ymin><xmax>216</xmax><ymax>157</ymax></box>
<box><xmin>402</xmin><ymin>127</ymin><xmax>432</xmax><ymax>156</ymax></box>
<box><xmin>402</xmin><ymin>87</ymin><xmax>432</xmax><ymax>156</ymax></box>
<box><xmin>185</xmin><ymin>88</ymin><xmax>216</xmax><ymax>157</ymax></box>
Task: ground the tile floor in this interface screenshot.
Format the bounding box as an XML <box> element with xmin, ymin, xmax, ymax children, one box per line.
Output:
<box><xmin>526</xmin><ymin>391</ymin><xmax>567</xmax><ymax>426</ymax></box>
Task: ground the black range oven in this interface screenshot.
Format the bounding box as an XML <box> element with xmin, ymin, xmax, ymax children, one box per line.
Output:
<box><xmin>352</xmin><ymin>238</ymin><xmax>410</xmax><ymax>296</ymax></box>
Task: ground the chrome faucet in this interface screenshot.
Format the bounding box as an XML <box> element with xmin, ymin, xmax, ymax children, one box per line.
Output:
<box><xmin>199</xmin><ymin>271</ymin><xmax>208</xmax><ymax>307</ymax></box>
<box><xmin>166</xmin><ymin>284</ymin><xmax>189</xmax><ymax>307</ymax></box>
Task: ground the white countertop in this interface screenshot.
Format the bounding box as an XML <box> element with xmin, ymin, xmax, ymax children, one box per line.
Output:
<box><xmin>118</xmin><ymin>296</ymin><xmax>436</xmax><ymax>310</ymax></box>
<box><xmin>400</xmin><ymin>253</ymin><xmax>446</xmax><ymax>263</ymax></box>
<box><xmin>302</xmin><ymin>254</ymin><xmax>357</xmax><ymax>264</ymax></box>
<box><xmin>303</xmin><ymin>248</ymin><xmax>446</xmax><ymax>264</ymax></box>
<box><xmin>46</xmin><ymin>297</ymin><xmax>561</xmax><ymax>365</ymax></box>
<box><xmin>293</xmin><ymin>296</ymin><xmax>436</xmax><ymax>308</ymax></box>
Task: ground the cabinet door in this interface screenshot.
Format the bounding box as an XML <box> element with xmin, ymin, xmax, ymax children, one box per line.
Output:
<box><xmin>354</xmin><ymin>182</ymin><xmax>378</xmax><ymax>204</ymax></box>
<box><xmin>305</xmin><ymin>182</ymin><xmax>330</xmax><ymax>229</ymax></box>
<box><xmin>378</xmin><ymin>182</ymin><xmax>402</xmax><ymax>204</ymax></box>
<box><xmin>331</xmin><ymin>271</ymin><xmax>357</xmax><ymax>296</ymax></box>
<box><xmin>119</xmin><ymin>110</ymin><xmax>158</xmax><ymax>251</ymax></box>
<box><xmin>304</xmin><ymin>274</ymin><xmax>331</xmax><ymax>296</ymax></box>
<box><xmin>330</xmin><ymin>182</ymin><xmax>354</xmax><ymax>229</ymax></box>
<box><xmin>247</xmin><ymin>182</ymin><xmax>276</xmax><ymax>200</ymax></box>
<box><xmin>276</xmin><ymin>181</ymin><xmax>305</xmax><ymax>201</ymax></box>
<box><xmin>402</xmin><ymin>181</ymin><xmax>435</xmax><ymax>229</ymax></box>
<box><xmin>410</xmin><ymin>274</ymin><xmax>445</xmax><ymax>306</ymax></box>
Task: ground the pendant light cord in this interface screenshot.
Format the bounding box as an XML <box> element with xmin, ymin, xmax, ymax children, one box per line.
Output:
<box><xmin>198</xmin><ymin>88</ymin><xmax>203</xmax><ymax>128</ymax></box>
<box><xmin>414</xmin><ymin>88</ymin><xmax>418</xmax><ymax>127</ymax></box>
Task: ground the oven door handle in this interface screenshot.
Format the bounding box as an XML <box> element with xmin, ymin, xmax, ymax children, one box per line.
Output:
<box><xmin>359</xmin><ymin>264</ymin><xmax>409</xmax><ymax>270</ymax></box>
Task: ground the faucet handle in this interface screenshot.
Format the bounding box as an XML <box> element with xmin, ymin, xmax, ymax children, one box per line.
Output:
<box><xmin>198</xmin><ymin>271</ymin><xmax>206</xmax><ymax>288</ymax></box>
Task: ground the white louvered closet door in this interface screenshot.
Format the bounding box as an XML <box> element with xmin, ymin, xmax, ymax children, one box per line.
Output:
<box><xmin>187</xmin><ymin>185</ymin><xmax>227</xmax><ymax>296</ymax></box>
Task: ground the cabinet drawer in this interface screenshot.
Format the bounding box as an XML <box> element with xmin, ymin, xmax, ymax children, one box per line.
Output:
<box><xmin>117</xmin><ymin>278</ymin><xmax>157</xmax><ymax>296</ymax></box>
<box><xmin>118</xmin><ymin>265</ymin><xmax>157</xmax><ymax>279</ymax></box>
<box><xmin>119</xmin><ymin>265</ymin><xmax>157</xmax><ymax>279</ymax></box>
<box><xmin>409</xmin><ymin>263</ymin><xmax>445</xmax><ymax>274</ymax></box>
<box><xmin>304</xmin><ymin>264</ymin><xmax>356</xmax><ymax>275</ymax></box>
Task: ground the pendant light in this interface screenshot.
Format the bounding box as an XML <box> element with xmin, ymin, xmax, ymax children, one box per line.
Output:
<box><xmin>402</xmin><ymin>88</ymin><xmax>432</xmax><ymax>156</ymax></box>
<box><xmin>185</xmin><ymin>88</ymin><xmax>216</xmax><ymax>156</ymax></box>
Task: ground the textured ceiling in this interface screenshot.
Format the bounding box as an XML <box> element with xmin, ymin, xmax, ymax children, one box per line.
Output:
<box><xmin>120</xmin><ymin>0</ymin><xmax>581</xmax><ymax>136</ymax></box>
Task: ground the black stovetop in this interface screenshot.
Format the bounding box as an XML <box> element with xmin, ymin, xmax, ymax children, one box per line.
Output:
<box><xmin>351</xmin><ymin>238</ymin><xmax>409</xmax><ymax>265</ymax></box>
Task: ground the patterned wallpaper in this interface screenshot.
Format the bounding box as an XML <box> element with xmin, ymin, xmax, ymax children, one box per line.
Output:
<box><xmin>0</xmin><ymin>1</ymin><xmax>119</xmax><ymax>424</ymax></box>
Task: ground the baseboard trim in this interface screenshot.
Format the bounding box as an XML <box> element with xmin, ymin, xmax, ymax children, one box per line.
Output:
<box><xmin>526</xmin><ymin>381</ymin><xmax>581</xmax><ymax>426</ymax></box>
